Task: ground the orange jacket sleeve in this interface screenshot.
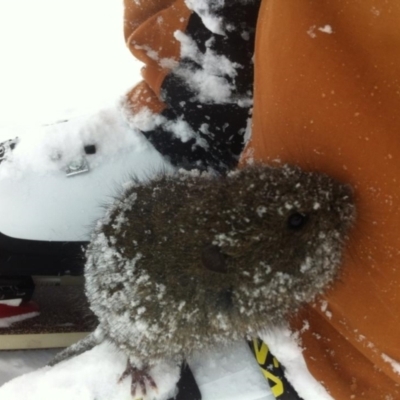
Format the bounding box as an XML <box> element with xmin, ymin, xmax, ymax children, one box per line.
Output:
<box><xmin>244</xmin><ymin>1</ymin><xmax>400</xmax><ymax>398</ymax></box>
<box><xmin>123</xmin><ymin>0</ymin><xmax>191</xmax><ymax>114</ymax></box>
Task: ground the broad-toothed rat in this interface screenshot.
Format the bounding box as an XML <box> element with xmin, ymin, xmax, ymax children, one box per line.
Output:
<box><xmin>50</xmin><ymin>164</ymin><xmax>355</xmax><ymax>396</ymax></box>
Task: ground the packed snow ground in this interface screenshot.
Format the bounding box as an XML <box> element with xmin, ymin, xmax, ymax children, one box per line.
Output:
<box><xmin>0</xmin><ymin>340</ymin><xmax>275</xmax><ymax>400</ymax></box>
<box><xmin>0</xmin><ymin>329</ymin><xmax>334</xmax><ymax>400</ymax></box>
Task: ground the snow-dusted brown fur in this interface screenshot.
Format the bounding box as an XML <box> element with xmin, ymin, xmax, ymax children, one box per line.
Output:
<box><xmin>51</xmin><ymin>164</ymin><xmax>355</xmax><ymax>368</ymax></box>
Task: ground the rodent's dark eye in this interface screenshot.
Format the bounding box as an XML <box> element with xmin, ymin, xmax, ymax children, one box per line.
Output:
<box><xmin>287</xmin><ymin>212</ymin><xmax>308</xmax><ymax>230</ymax></box>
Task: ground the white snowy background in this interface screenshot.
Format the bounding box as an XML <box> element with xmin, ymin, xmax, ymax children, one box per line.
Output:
<box><xmin>0</xmin><ymin>0</ymin><xmax>140</xmax><ymax>129</ymax></box>
<box><xmin>0</xmin><ymin>1</ymin><xmax>332</xmax><ymax>399</ymax></box>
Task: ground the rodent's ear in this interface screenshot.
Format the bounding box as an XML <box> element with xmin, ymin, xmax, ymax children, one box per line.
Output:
<box><xmin>201</xmin><ymin>245</ymin><xmax>228</xmax><ymax>274</ymax></box>
<box><xmin>287</xmin><ymin>212</ymin><xmax>309</xmax><ymax>230</ymax></box>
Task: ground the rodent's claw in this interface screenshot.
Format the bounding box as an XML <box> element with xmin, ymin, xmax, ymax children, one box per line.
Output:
<box><xmin>118</xmin><ymin>360</ymin><xmax>157</xmax><ymax>397</ymax></box>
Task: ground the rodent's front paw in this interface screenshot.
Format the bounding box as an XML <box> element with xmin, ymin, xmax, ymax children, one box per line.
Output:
<box><xmin>118</xmin><ymin>360</ymin><xmax>157</xmax><ymax>398</ymax></box>
<box><xmin>117</xmin><ymin>358</ymin><xmax>181</xmax><ymax>400</ymax></box>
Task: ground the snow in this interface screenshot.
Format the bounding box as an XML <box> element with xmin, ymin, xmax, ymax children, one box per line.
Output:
<box><xmin>0</xmin><ymin>342</ymin><xmax>179</xmax><ymax>400</ymax></box>
<box><xmin>0</xmin><ymin>108</ymin><xmax>171</xmax><ymax>241</ymax></box>
<box><xmin>256</xmin><ymin>206</ymin><xmax>267</xmax><ymax>217</ymax></box>
<box><xmin>261</xmin><ymin>328</ymin><xmax>333</xmax><ymax>400</ymax></box>
<box><xmin>371</xmin><ymin>7</ymin><xmax>381</xmax><ymax>17</ymax></box>
<box><xmin>133</xmin><ymin>44</ymin><xmax>178</xmax><ymax>70</ymax></box>
<box><xmin>300</xmin><ymin>257</ymin><xmax>312</xmax><ymax>273</ymax></box>
<box><xmin>0</xmin><ymin>348</ymin><xmax>59</xmax><ymax>387</ymax></box>
<box><xmin>381</xmin><ymin>353</ymin><xmax>400</xmax><ymax>375</ymax></box>
<box><xmin>0</xmin><ymin>0</ymin><xmax>142</xmax><ymax>128</ymax></box>
<box><xmin>0</xmin><ymin>341</ymin><xmax>274</xmax><ymax>400</ymax></box>
<box><xmin>307</xmin><ymin>25</ymin><xmax>333</xmax><ymax>39</ymax></box>
<box><xmin>174</xmin><ymin>30</ymin><xmax>250</xmax><ymax>106</ymax></box>
<box><xmin>122</xmin><ymin>105</ymin><xmax>166</xmax><ymax>133</ymax></box>
<box><xmin>184</xmin><ymin>0</ymin><xmax>226</xmax><ymax>35</ymax></box>
<box><xmin>318</xmin><ymin>25</ymin><xmax>333</xmax><ymax>34</ymax></box>
<box><xmin>184</xmin><ymin>0</ymin><xmax>258</xmax><ymax>36</ymax></box>
<box><xmin>0</xmin><ymin>329</ymin><xmax>342</xmax><ymax>400</ymax></box>
<box><xmin>0</xmin><ymin>107</ymin><xmax>150</xmax><ymax>178</ymax></box>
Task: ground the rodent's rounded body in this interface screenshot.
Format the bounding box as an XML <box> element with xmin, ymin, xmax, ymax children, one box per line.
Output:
<box><xmin>85</xmin><ymin>164</ymin><xmax>355</xmax><ymax>364</ymax></box>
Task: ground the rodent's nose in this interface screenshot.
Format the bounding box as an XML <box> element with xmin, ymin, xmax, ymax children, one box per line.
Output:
<box><xmin>201</xmin><ymin>244</ymin><xmax>228</xmax><ymax>274</ymax></box>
